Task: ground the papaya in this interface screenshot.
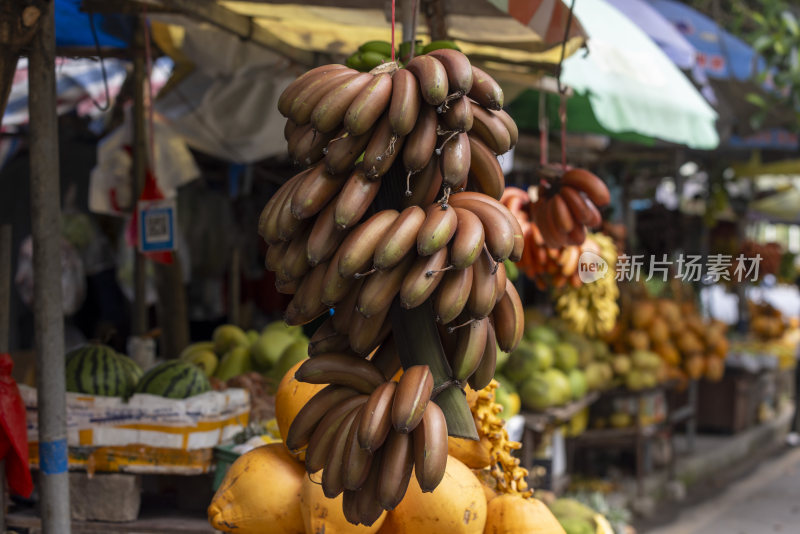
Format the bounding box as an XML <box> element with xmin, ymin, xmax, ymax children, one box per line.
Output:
<box><xmin>301</xmin><ymin>471</ymin><xmax>385</xmax><ymax>533</ymax></box>
<box><xmin>484</xmin><ymin>494</ymin><xmax>565</xmax><ymax>534</ymax></box>
<box><xmin>208</xmin><ymin>443</ymin><xmax>305</xmax><ymax>533</ymax></box>
<box><xmin>379</xmin><ymin>456</ymin><xmax>486</xmax><ymax>533</ymax></box>
<box><xmin>275</xmin><ymin>360</ymin><xmax>325</xmax><ymax>458</ymax></box>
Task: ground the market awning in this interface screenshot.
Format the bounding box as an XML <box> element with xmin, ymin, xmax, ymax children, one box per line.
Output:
<box><xmin>732</xmin><ymin>152</ymin><xmax>800</xmax><ymax>178</ymax></box>
<box><xmin>507</xmin><ymin>0</ymin><xmax>719</xmax><ymax>149</ymax></box>
<box><xmin>218</xmin><ymin>0</ymin><xmax>584</xmax><ymax>71</ymax></box>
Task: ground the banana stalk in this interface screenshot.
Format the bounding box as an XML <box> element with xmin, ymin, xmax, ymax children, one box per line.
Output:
<box><xmin>376</xmin><ymin>164</ymin><xmax>478</xmax><ymax>441</ymax></box>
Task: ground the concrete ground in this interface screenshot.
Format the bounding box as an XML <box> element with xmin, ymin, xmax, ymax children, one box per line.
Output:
<box><xmin>644</xmin><ymin>445</ymin><xmax>800</xmax><ymax>534</ymax></box>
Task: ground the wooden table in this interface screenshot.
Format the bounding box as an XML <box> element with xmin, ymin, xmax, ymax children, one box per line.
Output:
<box><xmin>519</xmin><ymin>391</ymin><xmax>600</xmax><ymax>491</ymax></box>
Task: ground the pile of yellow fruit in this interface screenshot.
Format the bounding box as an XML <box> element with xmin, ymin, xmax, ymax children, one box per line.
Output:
<box><xmin>604</xmin><ymin>290</ymin><xmax>729</xmax><ymax>385</ymax></box>
<box><xmin>209</xmin><ymin>364</ymin><xmax>567</xmax><ymax>533</ymax></box>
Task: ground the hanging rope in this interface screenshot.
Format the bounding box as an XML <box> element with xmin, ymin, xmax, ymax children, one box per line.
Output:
<box><xmin>556</xmin><ymin>0</ymin><xmax>577</xmax><ymax>95</ymax></box>
<box><xmin>142</xmin><ymin>8</ymin><xmax>156</xmax><ymax>169</ymax></box>
<box><xmin>87</xmin><ymin>12</ymin><xmax>111</xmax><ymax>112</ymax></box>
<box><xmin>391</xmin><ymin>0</ymin><xmax>396</xmax><ymax>62</ymax></box>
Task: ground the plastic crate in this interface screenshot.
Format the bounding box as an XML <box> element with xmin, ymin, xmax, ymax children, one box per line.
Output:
<box><xmin>212</xmin><ymin>444</ymin><xmax>242</xmax><ymax>490</ymax></box>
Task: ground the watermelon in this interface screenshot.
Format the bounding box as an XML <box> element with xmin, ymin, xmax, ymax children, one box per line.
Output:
<box><xmin>65</xmin><ymin>344</ymin><xmax>133</xmax><ymax>397</ymax></box>
<box><xmin>117</xmin><ymin>355</ymin><xmax>144</xmax><ymax>387</ymax></box>
<box><xmin>134</xmin><ymin>361</ymin><xmax>211</xmax><ymax>399</ymax></box>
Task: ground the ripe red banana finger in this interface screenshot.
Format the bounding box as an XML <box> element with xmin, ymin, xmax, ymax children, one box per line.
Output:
<box><xmin>306</xmin><ymin>199</ymin><xmax>347</xmax><ymax>266</ymax></box>
<box><xmin>448</xmin><ymin>195</ymin><xmax>514</xmax><ymax>261</ymax></box>
<box><xmin>265</xmin><ymin>240</ymin><xmax>289</xmax><ymax>272</ymax></box>
<box><xmin>392</xmin><ymin>365</ymin><xmax>434</xmax><ymax>433</ymax></box>
<box><xmin>377</xmin><ymin>430</ymin><xmax>415</xmax><ymax>511</ymax></box>
<box><xmin>324</xmin><ymin>129</ymin><xmax>374</xmax><ymax>175</ymax></box>
<box><xmin>334</xmin><ymin>167</ymin><xmax>382</xmax><ymax>229</ymax></box>
<box><xmin>426</xmin><ymin>48</ymin><xmax>473</xmax><ymax>96</ymax></box>
<box><xmin>549</xmin><ymin>193</ymin><xmax>576</xmax><ymax>234</ymax></box>
<box><xmin>413</xmin><ymin>401</ymin><xmax>448</xmax><ymax>493</ymax></box>
<box><xmin>344</xmin><ymin>72</ymin><xmax>393</xmax><ymax>136</ymax></box>
<box><xmin>285</xmin><ymin>263</ymin><xmax>331</xmax><ymax>326</ymax></box>
<box><xmin>404</xmin><ymin>56</ymin><xmax>449</xmax><ymax>106</ymax></box>
<box><xmin>399</xmin><ymin>246</ymin><xmax>449</xmax><ymax>310</ymax></box>
<box><xmin>440</xmin><ymin>132</ymin><xmax>471</xmax><ymax>189</ymax></box>
<box><xmin>286</xmin><ymin>384</ymin><xmax>360</xmax><ymax>451</ymax></box>
<box><xmin>311</xmin><ymin>72</ymin><xmax>375</xmax><ymax>133</ymax></box>
<box><xmin>279</xmin><ymin>224</ymin><xmax>313</xmax><ymax>281</ymax></box>
<box><xmin>491</xmin><ymin>108</ymin><xmax>518</xmax><ymax>148</ymax></box>
<box><xmin>321</xmin><ymin>407</ymin><xmax>361</xmax><ymax>498</ymax></box>
<box><xmin>469</xmin><ymin>104</ymin><xmax>511</xmax><ymax>155</ymax></box>
<box><xmin>468</xmin><ymin>135</ymin><xmax>505</xmax><ymax>201</ymax></box>
<box><xmin>562</xmin><ymin>168</ymin><xmax>610</xmax><ymax>206</ymax></box>
<box><xmin>292</xmin><ymin>127</ymin><xmax>335</xmax><ymax>167</ymax></box>
<box><xmin>466</xmin><ymin>247</ymin><xmax>498</xmax><ymax>319</ymax></box>
<box><xmin>468</xmin><ymin>320</ymin><xmax>497</xmax><ymax>390</ymax></box>
<box><xmin>389</xmin><ymin>68</ymin><xmax>422</xmax><ymax>136</ymax></box>
<box><xmin>402</xmin><ymin>105</ymin><xmax>439</xmax><ymax>175</ymax></box>
<box><xmin>343</xmin><ymin>406</ymin><xmax>374</xmax><ymax>490</ymax></box>
<box><xmin>289</xmin><ymin>69</ymin><xmax>357</xmax><ymax>125</ymax></box>
<box><xmin>358</xmin><ymin>380</ymin><xmax>397</xmax><ymax>453</ymax></box>
<box><xmin>259</xmin><ymin>171</ymin><xmax>304</xmax><ymax>243</ymax></box>
<box><xmin>494</xmin><ymin>261</ymin><xmax>507</xmax><ymax>307</ymax></box>
<box><xmin>349</xmin><ymin>304</ymin><xmax>391</xmax><ymax>355</ymax></box>
<box><xmin>290</xmin><ymin>163</ymin><xmax>346</xmax><ymax>220</ymax></box>
<box><xmin>362</xmin><ymin>114</ymin><xmax>405</xmax><ymax>179</ymax></box>
<box><xmin>450</xmin><ymin>207</ymin><xmax>485</xmax><ymax>269</ymax></box>
<box><xmin>357</xmin><ymin>452</ymin><xmax>385</xmax><ymax>526</ymax></box>
<box><xmin>308</xmin><ymin>316</ymin><xmax>349</xmax><ymax>356</ymax></box>
<box><xmin>330</xmin><ymin>279</ymin><xmax>362</xmax><ymax>331</ymax></box>
<box><xmin>304</xmin><ymin>395</ymin><xmax>367</xmax><ymax>473</ymax></box>
<box><xmin>417</xmin><ymin>203</ymin><xmax>458</xmax><ymax>256</ymax></box>
<box><xmin>493</xmin><ymin>278</ymin><xmax>524</xmax><ymax>352</ymax></box>
<box><xmin>402</xmin><ymin>156</ymin><xmax>443</xmax><ymax>209</ymax></box>
<box><xmin>558</xmin><ymin>185</ymin><xmax>592</xmax><ymax>225</ymax></box>
<box><xmin>433</xmin><ymin>265</ymin><xmax>474</xmax><ymax>324</ymax></box>
<box><xmin>440</xmin><ymin>95</ymin><xmax>473</xmax><ymax>132</ymax></box>
<box><xmin>374</xmin><ymin>206</ymin><xmax>426</xmax><ymax>270</ymax></box>
<box><xmin>338</xmin><ymin>210</ymin><xmax>400</xmax><ymax>278</ymax></box>
<box><xmin>467</xmin><ymin>66</ymin><xmax>503</xmax><ymax>110</ymax></box>
<box><xmin>583</xmin><ymin>195</ymin><xmax>603</xmax><ymax>228</ymax></box>
<box><xmin>450</xmin><ymin>316</ymin><xmax>489</xmax><ymax>381</ymax></box>
<box><xmin>295</xmin><ymin>353</ymin><xmax>386</xmax><ymax>393</ymax></box>
<box><xmin>322</xmin><ymin>246</ymin><xmax>361</xmax><ymax>306</ymax></box>
<box><xmin>356</xmin><ymin>254</ymin><xmax>415</xmax><ymax>318</ymax></box>
<box><xmin>278</xmin><ymin>64</ymin><xmax>350</xmax><ymax>117</ymax></box>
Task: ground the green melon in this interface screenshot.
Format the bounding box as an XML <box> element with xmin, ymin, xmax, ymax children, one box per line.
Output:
<box><xmin>134</xmin><ymin>361</ymin><xmax>211</xmax><ymax>399</ymax></box>
<box><xmin>65</xmin><ymin>344</ymin><xmax>131</xmax><ymax>397</ymax></box>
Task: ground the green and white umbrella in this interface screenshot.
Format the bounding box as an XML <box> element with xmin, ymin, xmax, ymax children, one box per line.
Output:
<box><xmin>508</xmin><ymin>0</ymin><xmax>719</xmax><ymax>149</ymax></box>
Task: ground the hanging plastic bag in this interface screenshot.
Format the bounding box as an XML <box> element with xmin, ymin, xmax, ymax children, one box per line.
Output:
<box><xmin>0</xmin><ymin>354</ymin><xmax>33</xmax><ymax>498</ymax></box>
<box><xmin>15</xmin><ymin>236</ymin><xmax>86</xmax><ymax>316</ymax></box>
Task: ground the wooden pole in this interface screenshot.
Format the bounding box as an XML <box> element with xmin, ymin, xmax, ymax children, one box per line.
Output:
<box><xmin>0</xmin><ymin>225</ymin><xmax>10</xmax><ymax>534</ymax></box>
<box><xmin>132</xmin><ymin>18</ymin><xmax>148</xmax><ymax>336</ymax></box>
<box><xmin>28</xmin><ymin>1</ymin><xmax>71</xmax><ymax>530</ymax></box>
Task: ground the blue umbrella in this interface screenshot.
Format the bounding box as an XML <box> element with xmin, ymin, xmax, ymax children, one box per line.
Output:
<box><xmin>605</xmin><ymin>0</ymin><xmax>715</xmax><ymax>103</ymax></box>
<box><xmin>647</xmin><ymin>0</ymin><xmax>762</xmax><ymax>81</ymax></box>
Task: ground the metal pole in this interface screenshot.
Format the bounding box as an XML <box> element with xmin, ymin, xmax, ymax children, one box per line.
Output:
<box><xmin>28</xmin><ymin>2</ymin><xmax>71</xmax><ymax>531</ymax></box>
<box><xmin>400</xmin><ymin>0</ymin><xmax>418</xmax><ymax>43</ymax></box>
<box><xmin>132</xmin><ymin>18</ymin><xmax>148</xmax><ymax>336</ymax></box>
<box><xmin>0</xmin><ymin>225</ymin><xmax>11</xmax><ymax>534</ymax></box>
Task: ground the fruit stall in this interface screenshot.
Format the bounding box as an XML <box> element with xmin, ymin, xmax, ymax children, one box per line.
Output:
<box><xmin>2</xmin><ymin>0</ymin><xmax>800</xmax><ymax>533</ymax></box>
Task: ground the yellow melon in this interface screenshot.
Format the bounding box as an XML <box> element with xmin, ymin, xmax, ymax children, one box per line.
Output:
<box><xmin>379</xmin><ymin>456</ymin><xmax>486</xmax><ymax>533</ymax></box>
<box><xmin>484</xmin><ymin>494</ymin><xmax>566</xmax><ymax>534</ymax></box>
<box><xmin>275</xmin><ymin>360</ymin><xmax>325</xmax><ymax>456</ymax></box>
<box><xmin>208</xmin><ymin>443</ymin><xmax>305</xmax><ymax>533</ymax></box>
<box><xmin>300</xmin><ymin>471</ymin><xmax>385</xmax><ymax>534</ymax></box>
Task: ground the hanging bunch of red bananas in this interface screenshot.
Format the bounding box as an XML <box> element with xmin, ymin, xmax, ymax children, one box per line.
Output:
<box><xmin>501</xmin><ymin>167</ymin><xmax>609</xmax><ymax>289</ymax></box>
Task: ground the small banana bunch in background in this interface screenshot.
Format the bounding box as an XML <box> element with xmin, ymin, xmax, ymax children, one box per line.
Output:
<box><xmin>501</xmin><ymin>167</ymin><xmax>609</xmax><ymax>289</ymax></box>
<box><xmin>554</xmin><ymin>233</ymin><xmax>620</xmax><ymax>337</ymax></box>
<box><xmin>345</xmin><ymin>39</ymin><xmax>462</xmax><ymax>71</ymax></box>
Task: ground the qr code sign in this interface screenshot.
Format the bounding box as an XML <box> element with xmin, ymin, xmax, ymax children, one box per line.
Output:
<box><xmin>138</xmin><ymin>199</ymin><xmax>176</xmax><ymax>252</ymax></box>
<box><xmin>145</xmin><ymin>212</ymin><xmax>170</xmax><ymax>243</ymax></box>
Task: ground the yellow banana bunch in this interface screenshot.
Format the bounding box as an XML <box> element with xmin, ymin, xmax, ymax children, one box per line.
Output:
<box><xmin>555</xmin><ymin>233</ymin><xmax>620</xmax><ymax>337</ymax></box>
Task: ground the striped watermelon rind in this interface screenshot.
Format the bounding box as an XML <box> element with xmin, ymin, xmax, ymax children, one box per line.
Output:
<box><xmin>117</xmin><ymin>355</ymin><xmax>144</xmax><ymax>390</ymax></box>
<box><xmin>65</xmin><ymin>344</ymin><xmax>133</xmax><ymax>397</ymax></box>
<box><xmin>134</xmin><ymin>361</ymin><xmax>212</xmax><ymax>399</ymax></box>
